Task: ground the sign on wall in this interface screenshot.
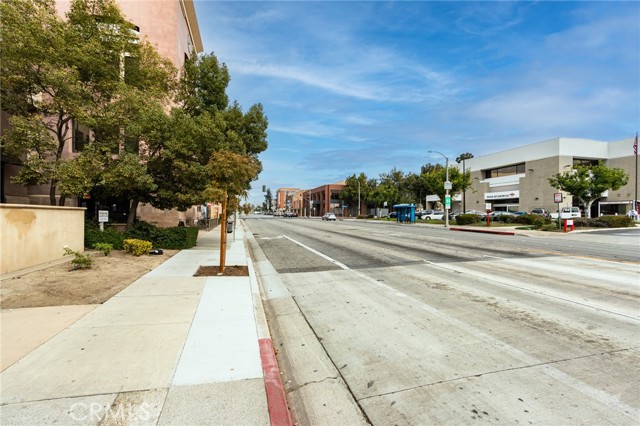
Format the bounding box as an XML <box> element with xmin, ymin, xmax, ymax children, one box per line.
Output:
<box><xmin>485</xmin><ymin>190</ymin><xmax>520</xmax><ymax>200</ymax></box>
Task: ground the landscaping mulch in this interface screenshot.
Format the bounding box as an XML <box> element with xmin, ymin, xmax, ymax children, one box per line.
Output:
<box><xmin>194</xmin><ymin>265</ymin><xmax>249</xmax><ymax>277</ymax></box>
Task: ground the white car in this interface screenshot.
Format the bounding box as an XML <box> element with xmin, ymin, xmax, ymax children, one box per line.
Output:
<box><xmin>322</xmin><ymin>212</ymin><xmax>337</xmax><ymax>221</ymax></box>
<box><xmin>489</xmin><ymin>211</ymin><xmax>516</xmax><ymax>218</ymax></box>
<box><xmin>422</xmin><ymin>210</ymin><xmax>444</xmax><ymax>220</ymax></box>
<box><xmin>549</xmin><ymin>207</ymin><xmax>581</xmax><ymax>219</ymax></box>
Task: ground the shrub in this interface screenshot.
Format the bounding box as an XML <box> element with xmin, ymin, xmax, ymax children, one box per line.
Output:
<box><xmin>123</xmin><ymin>239</ymin><xmax>153</xmax><ymax>256</ymax></box>
<box><xmin>594</xmin><ymin>215</ymin><xmax>634</xmax><ymax>228</ymax></box>
<box><xmin>93</xmin><ymin>243</ymin><xmax>113</xmax><ymax>256</ymax></box>
<box><xmin>85</xmin><ymin>222</ymin><xmax>124</xmax><ymax>250</ymax></box>
<box><xmin>63</xmin><ymin>246</ymin><xmax>93</xmax><ymax>269</ymax></box>
<box><xmin>572</xmin><ymin>216</ymin><xmax>632</xmax><ymax>228</ymax></box>
<box><xmin>456</xmin><ymin>214</ymin><xmax>481</xmax><ymax>225</ymax></box>
<box><xmin>86</xmin><ymin>220</ymin><xmax>199</xmax><ymax>250</ymax></box>
<box><xmin>494</xmin><ymin>214</ymin><xmax>517</xmax><ymax>223</ymax></box>
<box><xmin>125</xmin><ymin>221</ymin><xmax>198</xmax><ymax>249</ymax></box>
<box><xmin>514</xmin><ymin>214</ymin><xmax>549</xmax><ymax>228</ymax></box>
<box><xmin>540</xmin><ymin>224</ymin><xmax>560</xmax><ymax>232</ymax></box>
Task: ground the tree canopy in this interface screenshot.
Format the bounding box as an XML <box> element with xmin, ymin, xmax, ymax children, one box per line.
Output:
<box><xmin>1</xmin><ymin>0</ymin><xmax>175</xmax><ymax>207</ymax></box>
<box><xmin>548</xmin><ymin>162</ymin><xmax>628</xmax><ymax>218</ymax></box>
<box><xmin>1</xmin><ymin>0</ymin><xmax>269</xmax><ymax>228</ymax></box>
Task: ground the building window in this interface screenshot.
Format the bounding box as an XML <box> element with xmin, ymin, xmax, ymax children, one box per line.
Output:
<box><xmin>72</xmin><ymin>121</ymin><xmax>89</xmax><ymax>152</ymax></box>
<box><xmin>484</xmin><ymin>163</ymin><xmax>525</xmax><ymax>179</ymax></box>
<box><xmin>573</xmin><ymin>158</ymin><xmax>599</xmax><ymax>167</ymax></box>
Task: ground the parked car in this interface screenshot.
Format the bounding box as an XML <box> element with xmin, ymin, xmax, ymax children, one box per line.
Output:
<box><xmin>422</xmin><ymin>210</ymin><xmax>444</xmax><ymax>220</ymax></box>
<box><xmin>529</xmin><ymin>208</ymin><xmax>550</xmax><ymax>218</ymax></box>
<box><xmin>449</xmin><ymin>210</ymin><xmax>486</xmax><ymax>220</ymax></box>
<box><xmin>447</xmin><ymin>210</ymin><xmax>462</xmax><ymax>220</ymax></box>
<box><xmin>383</xmin><ymin>211</ymin><xmax>398</xmax><ymax>219</ymax></box>
<box><xmin>322</xmin><ymin>212</ymin><xmax>337</xmax><ymax>221</ymax></box>
<box><xmin>549</xmin><ymin>207</ymin><xmax>581</xmax><ymax>219</ymax></box>
<box><xmin>461</xmin><ymin>210</ymin><xmax>488</xmax><ymax>218</ymax></box>
<box><xmin>489</xmin><ymin>211</ymin><xmax>517</xmax><ymax>218</ymax></box>
<box><xmin>283</xmin><ymin>211</ymin><xmax>297</xmax><ymax>218</ymax></box>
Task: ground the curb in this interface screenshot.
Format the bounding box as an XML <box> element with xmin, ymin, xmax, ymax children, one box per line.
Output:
<box><xmin>450</xmin><ymin>227</ymin><xmax>516</xmax><ymax>236</ymax></box>
<box><xmin>243</xmin><ymin>221</ymin><xmax>293</xmax><ymax>426</ymax></box>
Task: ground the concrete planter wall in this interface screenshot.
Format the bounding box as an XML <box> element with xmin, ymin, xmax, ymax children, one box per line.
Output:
<box><xmin>1</xmin><ymin>204</ymin><xmax>85</xmax><ymax>275</ymax></box>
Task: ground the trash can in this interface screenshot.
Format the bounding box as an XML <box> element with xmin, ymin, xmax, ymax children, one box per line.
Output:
<box><xmin>227</xmin><ymin>221</ymin><xmax>233</xmax><ymax>233</ymax></box>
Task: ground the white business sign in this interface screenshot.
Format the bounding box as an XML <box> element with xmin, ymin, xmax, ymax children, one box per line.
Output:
<box><xmin>98</xmin><ymin>210</ymin><xmax>109</xmax><ymax>223</ymax></box>
<box><xmin>485</xmin><ymin>190</ymin><xmax>520</xmax><ymax>200</ymax></box>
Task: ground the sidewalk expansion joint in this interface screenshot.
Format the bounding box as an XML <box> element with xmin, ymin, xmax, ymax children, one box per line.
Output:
<box><xmin>357</xmin><ymin>347</ymin><xmax>634</xmax><ymax>402</ymax></box>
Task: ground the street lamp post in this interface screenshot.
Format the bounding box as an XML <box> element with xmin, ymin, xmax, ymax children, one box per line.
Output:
<box><xmin>358</xmin><ymin>180</ymin><xmax>361</xmax><ymax>217</ymax></box>
<box><xmin>428</xmin><ymin>150</ymin><xmax>450</xmax><ymax>228</ymax></box>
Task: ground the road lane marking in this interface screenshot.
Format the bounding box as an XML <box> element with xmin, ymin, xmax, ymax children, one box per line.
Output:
<box><xmin>283</xmin><ymin>236</ymin><xmax>639</xmax><ymax>420</ymax></box>
<box><xmin>283</xmin><ymin>235</ymin><xmax>350</xmax><ymax>270</ymax></box>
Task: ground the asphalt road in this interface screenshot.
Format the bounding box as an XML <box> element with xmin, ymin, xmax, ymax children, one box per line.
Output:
<box><xmin>246</xmin><ymin>217</ymin><xmax>640</xmax><ymax>425</ymax></box>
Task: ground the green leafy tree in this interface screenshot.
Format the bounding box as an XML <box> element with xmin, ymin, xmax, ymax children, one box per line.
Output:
<box><xmin>339</xmin><ymin>173</ymin><xmax>369</xmax><ymax>214</ymax></box>
<box><xmin>1</xmin><ymin>0</ymin><xmax>175</xmax><ymax>207</ymax></box>
<box><xmin>204</xmin><ymin>150</ymin><xmax>261</xmax><ymax>272</ymax></box>
<box><xmin>548</xmin><ymin>162</ymin><xmax>628</xmax><ymax>218</ymax></box>
<box><xmin>422</xmin><ymin>164</ymin><xmax>469</xmax><ymax>206</ymax></box>
<box><xmin>264</xmin><ymin>188</ymin><xmax>273</xmax><ymax>212</ymax></box>
<box><xmin>171</xmin><ymin>52</ymin><xmax>268</xmax><ymax>211</ymax></box>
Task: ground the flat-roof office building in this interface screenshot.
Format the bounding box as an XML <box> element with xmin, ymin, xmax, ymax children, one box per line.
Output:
<box><xmin>462</xmin><ymin>137</ymin><xmax>638</xmax><ymax>217</ymax></box>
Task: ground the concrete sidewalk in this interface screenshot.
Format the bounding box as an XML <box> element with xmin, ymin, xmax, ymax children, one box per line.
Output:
<box><xmin>0</xmin><ymin>223</ymin><xmax>289</xmax><ymax>425</ymax></box>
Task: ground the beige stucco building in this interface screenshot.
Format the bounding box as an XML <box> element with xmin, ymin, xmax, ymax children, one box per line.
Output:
<box><xmin>2</xmin><ymin>1</ymin><xmax>206</xmax><ymax>227</ymax></box>
<box><xmin>461</xmin><ymin>137</ymin><xmax>638</xmax><ymax>217</ymax></box>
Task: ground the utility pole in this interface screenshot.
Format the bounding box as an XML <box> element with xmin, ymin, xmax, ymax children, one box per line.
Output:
<box><xmin>358</xmin><ymin>180</ymin><xmax>361</xmax><ymax>217</ymax></box>
<box><xmin>456</xmin><ymin>153</ymin><xmax>474</xmax><ymax>214</ymax></box>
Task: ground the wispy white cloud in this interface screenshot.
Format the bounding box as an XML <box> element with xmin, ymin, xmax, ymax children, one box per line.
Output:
<box><xmin>194</xmin><ymin>1</ymin><xmax>639</xmax><ymax>206</ymax></box>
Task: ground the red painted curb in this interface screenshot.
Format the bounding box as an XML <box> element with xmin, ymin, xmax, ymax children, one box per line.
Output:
<box><xmin>450</xmin><ymin>227</ymin><xmax>515</xmax><ymax>236</ymax></box>
<box><xmin>259</xmin><ymin>338</ymin><xmax>293</xmax><ymax>426</ymax></box>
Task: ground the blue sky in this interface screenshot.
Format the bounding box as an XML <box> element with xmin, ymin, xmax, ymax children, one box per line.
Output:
<box><xmin>193</xmin><ymin>1</ymin><xmax>640</xmax><ymax>207</ymax></box>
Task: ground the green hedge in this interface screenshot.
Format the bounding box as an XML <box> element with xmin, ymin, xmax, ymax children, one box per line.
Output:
<box><xmin>85</xmin><ymin>221</ymin><xmax>199</xmax><ymax>250</ymax></box>
<box><xmin>573</xmin><ymin>216</ymin><xmax>634</xmax><ymax>228</ymax></box>
<box><xmin>456</xmin><ymin>214</ymin><xmax>482</xmax><ymax>225</ymax></box>
<box><xmin>513</xmin><ymin>214</ymin><xmax>550</xmax><ymax>228</ymax></box>
<box><xmin>85</xmin><ymin>222</ymin><xmax>125</xmax><ymax>249</ymax></box>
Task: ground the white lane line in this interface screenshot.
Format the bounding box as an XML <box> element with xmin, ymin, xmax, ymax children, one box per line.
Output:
<box><xmin>283</xmin><ymin>235</ymin><xmax>350</xmax><ymax>270</ymax></box>
<box><xmin>284</xmin><ymin>236</ymin><xmax>639</xmax><ymax>420</ymax></box>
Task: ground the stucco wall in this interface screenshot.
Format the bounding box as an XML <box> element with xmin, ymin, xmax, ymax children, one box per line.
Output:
<box><xmin>0</xmin><ymin>204</ymin><xmax>85</xmax><ymax>275</ymax></box>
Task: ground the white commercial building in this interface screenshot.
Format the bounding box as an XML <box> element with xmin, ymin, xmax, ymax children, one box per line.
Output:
<box><xmin>460</xmin><ymin>137</ymin><xmax>638</xmax><ymax>217</ymax></box>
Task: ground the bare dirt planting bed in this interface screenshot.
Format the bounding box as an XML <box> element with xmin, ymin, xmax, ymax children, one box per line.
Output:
<box><xmin>1</xmin><ymin>250</ymin><xmax>177</xmax><ymax>309</ymax></box>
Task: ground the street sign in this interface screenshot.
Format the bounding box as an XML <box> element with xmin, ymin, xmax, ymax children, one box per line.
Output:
<box><xmin>444</xmin><ymin>181</ymin><xmax>452</xmax><ymax>190</ymax></box>
<box><xmin>98</xmin><ymin>210</ymin><xmax>109</xmax><ymax>223</ymax></box>
<box><xmin>554</xmin><ymin>193</ymin><xmax>563</xmax><ymax>203</ymax></box>
<box><xmin>445</xmin><ymin>196</ymin><xmax>451</xmax><ymax>208</ymax></box>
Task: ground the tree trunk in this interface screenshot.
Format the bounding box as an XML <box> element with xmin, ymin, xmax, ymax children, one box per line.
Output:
<box><xmin>49</xmin><ymin>181</ymin><xmax>57</xmax><ymax>206</ymax></box>
<box><xmin>219</xmin><ymin>192</ymin><xmax>228</xmax><ymax>274</ymax></box>
<box><xmin>58</xmin><ymin>194</ymin><xmax>66</xmax><ymax>206</ymax></box>
<box><xmin>586</xmin><ymin>200</ymin><xmax>594</xmax><ymax>218</ymax></box>
<box><xmin>127</xmin><ymin>198</ymin><xmax>139</xmax><ymax>229</ymax></box>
